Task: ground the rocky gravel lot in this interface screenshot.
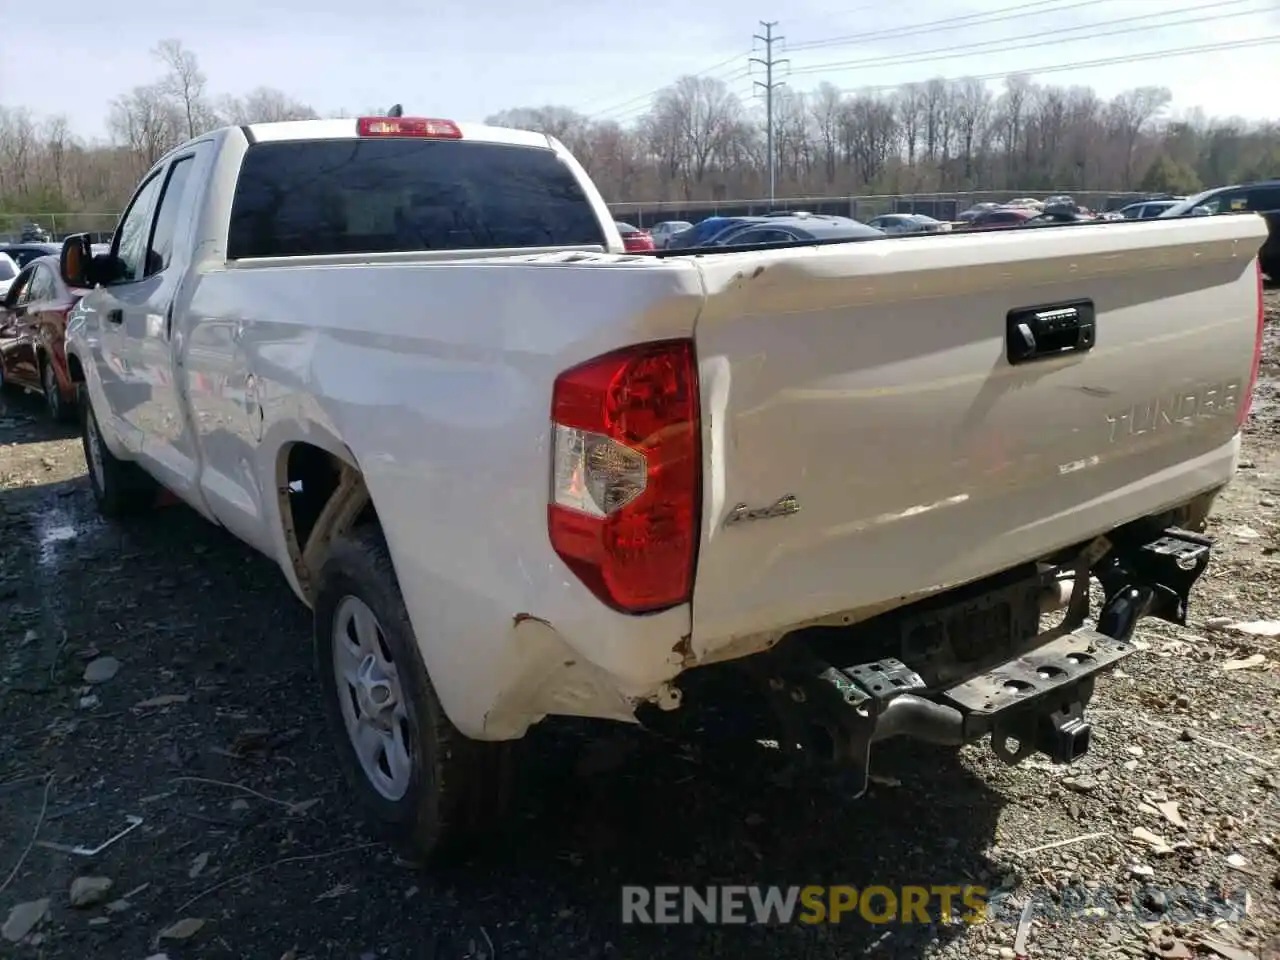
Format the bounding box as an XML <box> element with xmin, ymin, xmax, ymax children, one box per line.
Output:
<box><xmin>0</xmin><ymin>291</ymin><xmax>1278</xmax><ymax>960</ymax></box>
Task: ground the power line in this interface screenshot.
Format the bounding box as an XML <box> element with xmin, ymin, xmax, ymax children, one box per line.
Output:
<box><xmin>751</xmin><ymin>21</ymin><xmax>789</xmax><ymax>204</ymax></box>
<box><xmin>585</xmin><ymin>0</ymin><xmax>1154</xmax><ymax>123</ymax></box>
<box><xmin>832</xmin><ymin>35</ymin><xmax>1280</xmax><ymax>94</ymax></box>
<box><xmin>600</xmin><ymin>66</ymin><xmax>756</xmax><ymax>127</ymax></box>
<box><xmin>787</xmin><ymin>0</ymin><xmax>1268</xmax><ymax>77</ymax></box>
<box><xmin>786</xmin><ymin>0</ymin><xmax>1112</xmax><ymax>53</ymax></box>
<box><xmin>584</xmin><ymin>51</ymin><xmax>749</xmax><ymax>120</ymax></box>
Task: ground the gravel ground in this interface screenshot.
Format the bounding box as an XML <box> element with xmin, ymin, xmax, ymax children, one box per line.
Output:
<box><xmin>1</xmin><ymin>292</ymin><xmax>1278</xmax><ymax>960</ymax></box>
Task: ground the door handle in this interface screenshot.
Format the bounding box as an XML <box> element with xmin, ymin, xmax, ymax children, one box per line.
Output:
<box><xmin>1006</xmin><ymin>300</ymin><xmax>1095</xmax><ymax>364</ymax></box>
<box><xmin>106</xmin><ymin>309</ymin><xmax>123</xmax><ymax>325</ymax></box>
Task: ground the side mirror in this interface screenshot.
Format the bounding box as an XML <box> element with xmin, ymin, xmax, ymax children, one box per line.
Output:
<box><xmin>60</xmin><ymin>234</ymin><xmax>94</xmax><ymax>288</ymax></box>
<box><xmin>61</xmin><ymin>234</ymin><xmax>120</xmax><ymax>288</ymax></box>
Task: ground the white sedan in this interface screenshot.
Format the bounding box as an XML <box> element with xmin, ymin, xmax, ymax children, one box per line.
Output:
<box><xmin>865</xmin><ymin>213</ymin><xmax>952</xmax><ymax>235</ymax></box>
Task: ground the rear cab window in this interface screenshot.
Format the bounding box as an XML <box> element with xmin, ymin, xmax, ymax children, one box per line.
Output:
<box><xmin>227</xmin><ymin>137</ymin><xmax>609</xmax><ymax>258</ymax></box>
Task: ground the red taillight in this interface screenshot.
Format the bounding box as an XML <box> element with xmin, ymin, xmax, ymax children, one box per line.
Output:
<box><xmin>548</xmin><ymin>340</ymin><xmax>701</xmax><ymax>613</ymax></box>
<box><xmin>1239</xmin><ymin>259</ymin><xmax>1266</xmax><ymax>429</ymax></box>
<box><xmin>356</xmin><ymin>117</ymin><xmax>462</xmax><ymax>139</ymax></box>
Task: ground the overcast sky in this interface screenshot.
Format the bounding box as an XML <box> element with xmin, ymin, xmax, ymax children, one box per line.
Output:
<box><xmin>3</xmin><ymin>0</ymin><xmax>1277</xmax><ymax>138</ymax></box>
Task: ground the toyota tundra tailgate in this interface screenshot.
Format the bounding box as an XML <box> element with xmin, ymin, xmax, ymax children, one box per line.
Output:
<box><xmin>688</xmin><ymin>215</ymin><xmax>1266</xmax><ymax>654</ymax></box>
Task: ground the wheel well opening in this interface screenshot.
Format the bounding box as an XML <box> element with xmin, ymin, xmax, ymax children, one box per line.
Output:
<box><xmin>280</xmin><ymin>442</ymin><xmax>375</xmax><ymax>604</ymax></box>
<box><xmin>286</xmin><ymin>443</ymin><xmax>342</xmax><ymax>548</ymax></box>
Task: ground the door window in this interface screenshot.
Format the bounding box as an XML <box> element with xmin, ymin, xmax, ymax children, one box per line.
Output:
<box><xmin>1245</xmin><ymin>187</ymin><xmax>1280</xmax><ymax>212</ymax></box>
<box><xmin>733</xmin><ymin>229</ymin><xmax>797</xmax><ymax>245</ymax></box>
<box><xmin>112</xmin><ymin>173</ymin><xmax>165</xmax><ymax>283</ymax></box>
<box><xmin>4</xmin><ymin>267</ymin><xmax>33</xmax><ymax>306</ymax></box>
<box><xmin>147</xmin><ymin>156</ymin><xmax>197</xmax><ymax>276</ymax></box>
<box><xmin>25</xmin><ymin>265</ymin><xmax>56</xmax><ymax>303</ymax></box>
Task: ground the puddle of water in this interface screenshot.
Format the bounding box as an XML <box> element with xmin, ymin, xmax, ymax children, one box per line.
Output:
<box><xmin>33</xmin><ymin>505</ymin><xmax>97</xmax><ymax>569</ymax></box>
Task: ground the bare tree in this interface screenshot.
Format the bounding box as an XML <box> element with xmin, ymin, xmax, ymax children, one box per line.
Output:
<box><xmin>810</xmin><ymin>83</ymin><xmax>843</xmax><ymax>185</ymax></box>
<box><xmin>896</xmin><ymin>84</ymin><xmax>925</xmax><ymax>169</ymax></box>
<box><xmin>1106</xmin><ymin>86</ymin><xmax>1173</xmax><ymax>187</ymax></box>
<box><xmin>108</xmin><ymin>84</ymin><xmax>184</xmax><ymax>173</ymax></box>
<box><xmin>2</xmin><ymin>51</ymin><xmax>1278</xmax><ymax>225</ymax></box>
<box><xmin>953</xmin><ymin>78</ymin><xmax>992</xmax><ymax>184</ymax></box>
<box><xmin>153</xmin><ymin>39</ymin><xmax>212</xmax><ymax>140</ymax></box>
<box><xmin>220</xmin><ymin>87</ymin><xmax>318</xmax><ymax>124</ymax></box>
<box><xmin>647</xmin><ymin>76</ymin><xmax>743</xmax><ymax>192</ymax></box>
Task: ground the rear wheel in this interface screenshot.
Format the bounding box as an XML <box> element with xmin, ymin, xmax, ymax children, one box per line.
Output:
<box><xmin>42</xmin><ymin>358</ymin><xmax>75</xmax><ymax>423</ymax></box>
<box><xmin>80</xmin><ymin>390</ymin><xmax>157</xmax><ymax>517</ymax></box>
<box><xmin>315</xmin><ymin>525</ymin><xmax>513</xmax><ymax>863</ymax></box>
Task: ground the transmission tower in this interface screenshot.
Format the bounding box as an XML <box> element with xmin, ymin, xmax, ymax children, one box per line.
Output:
<box><xmin>750</xmin><ymin>21</ymin><xmax>789</xmax><ymax>204</ymax></box>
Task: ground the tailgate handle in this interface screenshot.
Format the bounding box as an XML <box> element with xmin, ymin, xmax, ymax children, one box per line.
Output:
<box><xmin>1006</xmin><ymin>300</ymin><xmax>1095</xmax><ymax>364</ymax></box>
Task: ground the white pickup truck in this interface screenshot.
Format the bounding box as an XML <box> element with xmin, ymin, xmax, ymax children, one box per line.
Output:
<box><xmin>58</xmin><ymin>115</ymin><xmax>1268</xmax><ymax>862</ymax></box>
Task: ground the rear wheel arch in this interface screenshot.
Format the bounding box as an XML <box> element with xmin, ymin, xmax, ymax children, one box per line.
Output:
<box><xmin>276</xmin><ymin>438</ymin><xmax>377</xmax><ymax>605</ymax></box>
<box><xmin>66</xmin><ymin>351</ymin><xmax>85</xmax><ymax>383</ymax></box>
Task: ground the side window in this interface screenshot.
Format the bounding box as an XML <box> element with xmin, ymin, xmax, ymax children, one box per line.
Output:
<box><xmin>146</xmin><ymin>156</ymin><xmax>197</xmax><ymax>276</ymax></box>
<box><xmin>1203</xmin><ymin>191</ymin><xmax>1247</xmax><ymax>215</ymax></box>
<box><xmin>112</xmin><ymin>173</ymin><xmax>165</xmax><ymax>283</ymax></box>
<box><xmin>1246</xmin><ymin>187</ymin><xmax>1280</xmax><ymax>212</ymax></box>
<box><xmin>25</xmin><ymin>266</ymin><xmax>55</xmax><ymax>303</ymax></box>
<box><xmin>737</xmin><ymin>229</ymin><xmax>793</xmax><ymax>245</ymax></box>
<box><xmin>7</xmin><ymin>268</ymin><xmax>34</xmax><ymax>306</ymax></box>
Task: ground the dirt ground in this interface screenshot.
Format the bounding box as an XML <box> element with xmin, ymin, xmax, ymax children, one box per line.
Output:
<box><xmin>1</xmin><ymin>293</ymin><xmax>1278</xmax><ymax>960</ymax></box>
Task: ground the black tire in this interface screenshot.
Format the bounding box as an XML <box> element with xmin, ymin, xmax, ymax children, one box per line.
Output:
<box><xmin>80</xmin><ymin>389</ymin><xmax>157</xmax><ymax>517</ymax></box>
<box><xmin>315</xmin><ymin>525</ymin><xmax>513</xmax><ymax>863</ymax></box>
<box><xmin>41</xmin><ymin>357</ymin><xmax>76</xmax><ymax>423</ymax></box>
<box><xmin>1261</xmin><ymin>255</ymin><xmax>1277</xmax><ymax>285</ymax></box>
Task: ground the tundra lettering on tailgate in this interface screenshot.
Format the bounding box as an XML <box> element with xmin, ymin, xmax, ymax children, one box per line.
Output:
<box><xmin>1105</xmin><ymin>380</ymin><xmax>1241</xmax><ymax>444</ymax></box>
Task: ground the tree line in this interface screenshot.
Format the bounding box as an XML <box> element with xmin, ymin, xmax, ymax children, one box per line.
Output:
<box><xmin>1</xmin><ymin>39</ymin><xmax>1278</xmax><ymax>228</ymax></box>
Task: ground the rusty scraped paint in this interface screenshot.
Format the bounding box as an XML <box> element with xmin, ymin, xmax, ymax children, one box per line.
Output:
<box><xmin>673</xmin><ymin>634</ymin><xmax>694</xmax><ymax>665</ymax></box>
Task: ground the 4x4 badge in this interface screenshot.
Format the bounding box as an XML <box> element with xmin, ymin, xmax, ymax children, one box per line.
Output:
<box><xmin>724</xmin><ymin>494</ymin><xmax>800</xmax><ymax>528</ymax></box>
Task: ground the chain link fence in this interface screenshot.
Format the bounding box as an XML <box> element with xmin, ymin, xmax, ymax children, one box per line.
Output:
<box><xmin>6</xmin><ymin>190</ymin><xmax>1157</xmax><ymax>245</ymax></box>
<box><xmin>1</xmin><ymin>213</ymin><xmax>119</xmax><ymax>244</ymax></box>
<box><xmin>610</xmin><ymin>190</ymin><xmax>1155</xmax><ymax>226</ymax></box>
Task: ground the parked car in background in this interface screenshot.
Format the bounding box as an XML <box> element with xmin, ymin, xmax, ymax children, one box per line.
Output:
<box><xmin>664</xmin><ymin>216</ymin><xmax>763</xmax><ymax>249</ymax></box>
<box><xmin>0</xmin><ymin>255</ymin><xmax>84</xmax><ymax>418</ymax></box>
<box><xmin>1160</xmin><ymin>180</ymin><xmax>1280</xmax><ymax>280</ymax></box>
<box><xmin>0</xmin><ymin>253</ymin><xmax>17</xmax><ymax>300</ymax></box>
<box><xmin>956</xmin><ymin>202</ymin><xmax>1001</xmax><ymax>222</ymax></box>
<box><xmin>648</xmin><ymin>221</ymin><xmax>692</xmax><ymax>248</ymax></box>
<box><xmin>705</xmin><ymin>214</ymin><xmax>885</xmax><ymax>246</ymax></box>
<box><xmin>1119</xmin><ymin>200</ymin><xmax>1179</xmax><ymax>220</ymax></box>
<box><xmin>963</xmin><ymin>207</ymin><xmax>1037</xmax><ymax>229</ymax></box>
<box><xmin>1</xmin><ymin>242</ymin><xmax>61</xmax><ymax>269</ymax></box>
<box><xmin>866</xmin><ymin>213</ymin><xmax>952</xmax><ymax>235</ymax></box>
<box><xmin>613</xmin><ymin>222</ymin><xmax>655</xmax><ymax>253</ymax></box>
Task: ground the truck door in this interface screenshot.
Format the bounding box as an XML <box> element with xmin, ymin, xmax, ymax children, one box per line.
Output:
<box><xmin>90</xmin><ymin>170</ymin><xmax>164</xmax><ymax>456</ymax></box>
<box><xmin>93</xmin><ymin>147</ymin><xmax>212</xmax><ymax>510</ymax></box>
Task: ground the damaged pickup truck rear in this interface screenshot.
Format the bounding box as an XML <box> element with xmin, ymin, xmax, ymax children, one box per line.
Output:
<box><xmin>57</xmin><ymin>114</ymin><xmax>1269</xmax><ymax>861</ymax></box>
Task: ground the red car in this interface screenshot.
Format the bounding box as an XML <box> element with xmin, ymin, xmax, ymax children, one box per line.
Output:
<box><xmin>615</xmin><ymin>221</ymin><xmax>655</xmax><ymax>253</ymax></box>
<box><xmin>0</xmin><ymin>254</ymin><xmax>86</xmax><ymax>421</ymax></box>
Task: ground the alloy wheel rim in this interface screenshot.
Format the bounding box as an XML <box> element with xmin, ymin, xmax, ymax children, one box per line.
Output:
<box><xmin>332</xmin><ymin>595</ymin><xmax>413</xmax><ymax>801</ymax></box>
